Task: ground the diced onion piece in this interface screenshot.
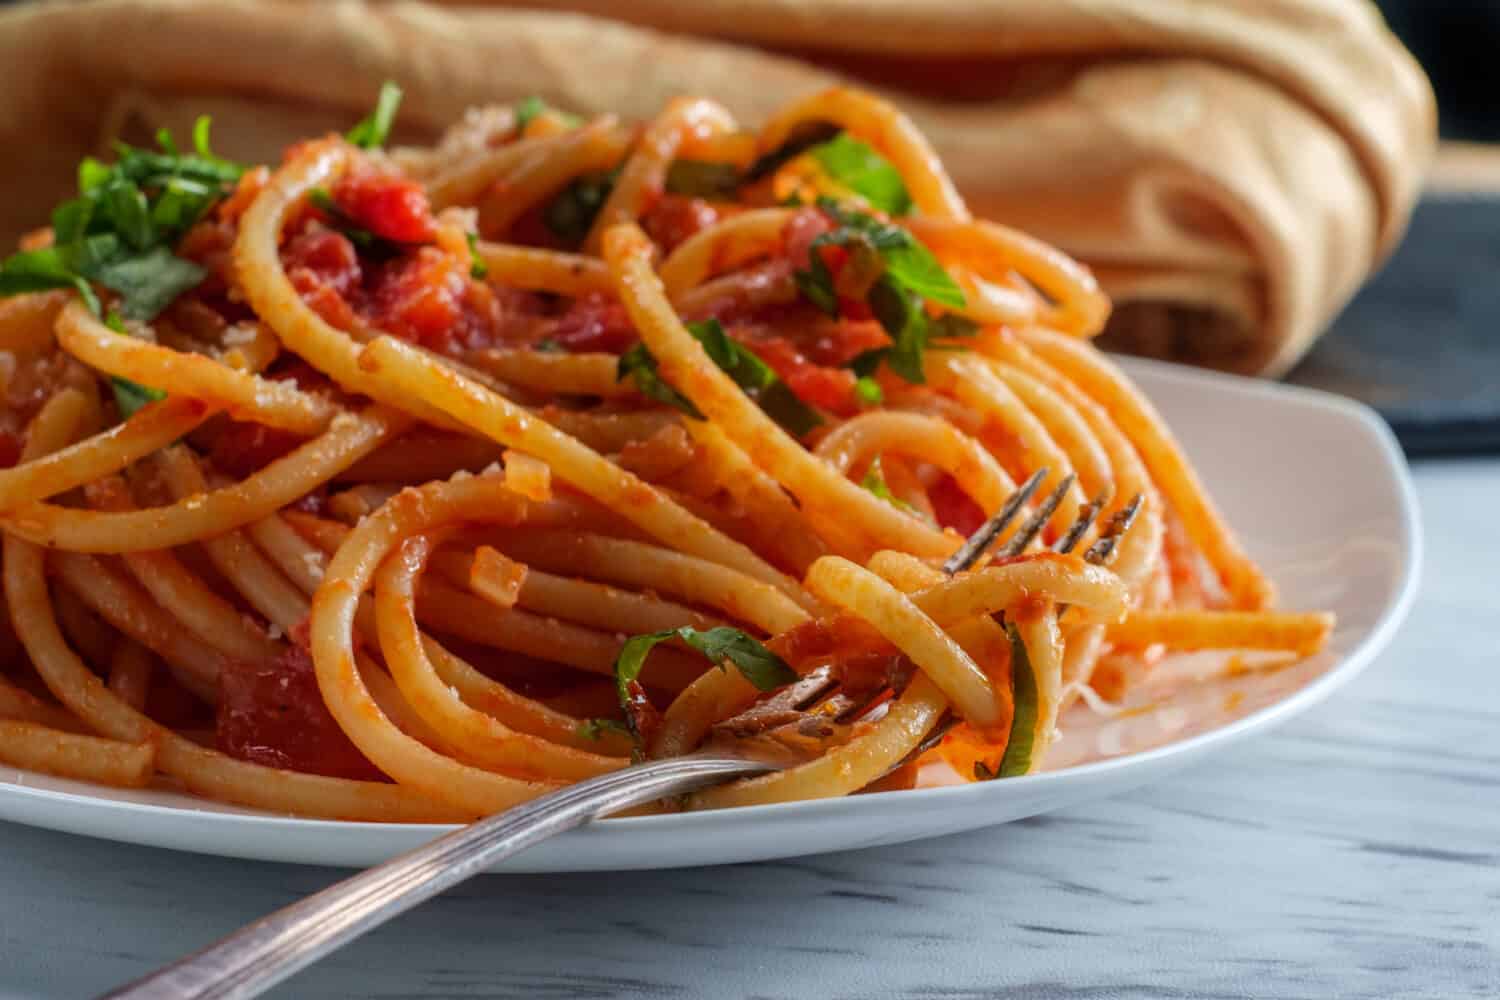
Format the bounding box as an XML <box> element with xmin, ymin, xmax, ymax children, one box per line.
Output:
<box><xmin>503</xmin><ymin>449</ymin><xmax>552</xmax><ymax>501</ymax></box>
<box><xmin>469</xmin><ymin>545</ymin><xmax>528</xmax><ymax>610</ymax></box>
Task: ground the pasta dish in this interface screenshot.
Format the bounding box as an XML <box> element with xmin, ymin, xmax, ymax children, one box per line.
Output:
<box><xmin>0</xmin><ymin>85</ymin><xmax>1332</xmax><ymax>821</ymax></box>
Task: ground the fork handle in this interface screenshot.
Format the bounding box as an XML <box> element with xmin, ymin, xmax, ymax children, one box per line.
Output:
<box><xmin>99</xmin><ymin>755</ymin><xmax>771</xmax><ymax>1000</ymax></box>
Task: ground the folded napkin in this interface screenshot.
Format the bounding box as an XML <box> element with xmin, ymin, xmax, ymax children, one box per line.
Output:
<box><xmin>0</xmin><ymin>0</ymin><xmax>1434</xmax><ymax>375</ymax></box>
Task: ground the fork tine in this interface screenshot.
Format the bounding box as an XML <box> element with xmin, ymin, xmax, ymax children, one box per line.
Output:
<box><xmin>993</xmin><ymin>473</ymin><xmax>1075</xmax><ymax>560</ymax></box>
<box><xmin>941</xmin><ymin>467</ymin><xmax>1048</xmax><ymax>576</ymax></box>
<box><xmin>1084</xmin><ymin>493</ymin><xmax>1144</xmax><ymax>566</ymax></box>
<box><xmin>1052</xmin><ymin>490</ymin><xmax>1109</xmax><ymax>555</ymax></box>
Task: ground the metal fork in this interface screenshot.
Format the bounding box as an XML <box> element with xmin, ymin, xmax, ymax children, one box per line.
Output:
<box><xmin>100</xmin><ymin>471</ymin><xmax>1141</xmax><ymax>1000</ymax></box>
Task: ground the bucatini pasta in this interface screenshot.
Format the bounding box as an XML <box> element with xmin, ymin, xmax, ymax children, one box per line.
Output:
<box><xmin>0</xmin><ymin>83</ymin><xmax>1330</xmax><ymax>820</ymax></box>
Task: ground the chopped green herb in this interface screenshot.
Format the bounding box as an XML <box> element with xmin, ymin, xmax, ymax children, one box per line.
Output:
<box><xmin>0</xmin><ymin>120</ymin><xmax>242</xmax><ymax>321</ymax></box>
<box><xmin>514</xmin><ymin>95</ymin><xmax>547</xmax><ymax>131</ymax></box>
<box><xmin>91</xmin><ymin>247</ymin><xmax>206</xmax><ymax>322</ymax></box>
<box><xmin>617</xmin><ymin>343</ymin><xmax>703</xmax><ymax>418</ymax></box>
<box><xmin>860</xmin><ymin>456</ymin><xmax>918</xmax><ymax>515</ymax></box>
<box><xmin>110</xmin><ymin>376</ymin><xmax>166</xmax><ymax>419</ymax></box>
<box><xmin>809</xmin><ymin>133</ymin><xmax>911</xmax><ymax>216</ymax></box>
<box><xmin>308</xmin><ymin>187</ymin><xmax>426</xmax><ymax>259</ymax></box>
<box><xmin>514</xmin><ymin>95</ymin><xmax>581</xmax><ymax>132</ymax></box>
<box><xmin>465</xmin><ymin>231</ymin><xmax>488</xmax><ymax>280</ymax></box>
<box><xmin>664</xmin><ymin>160</ymin><xmax>742</xmax><ymax>200</ymax></box>
<box><xmin>614</xmin><ymin>626</ymin><xmax>795</xmax><ymax>707</ymax></box>
<box><xmin>794</xmin><ymin>198</ymin><xmax>967</xmax><ymax>384</ymax></box>
<box><xmin>617</xmin><ymin>319</ymin><xmax>823</xmax><ymax>437</ymax></box>
<box><xmin>854</xmin><ymin>375</ymin><xmax>884</xmax><ymax>405</ymax></box>
<box><xmin>346</xmin><ymin>80</ymin><xmax>403</xmax><ymax>150</ymax></box>
<box><xmin>974</xmin><ymin>623</ymin><xmax>1039</xmax><ymax>780</ymax></box>
<box><xmin>543</xmin><ymin>168</ymin><xmax>617</xmax><ymax>246</ymax></box>
<box><xmin>533</xmin><ymin>337</ymin><xmax>563</xmax><ymax>353</ymax></box>
<box><xmin>576</xmin><ymin>718</ymin><xmax>632</xmax><ymax>741</ymax></box>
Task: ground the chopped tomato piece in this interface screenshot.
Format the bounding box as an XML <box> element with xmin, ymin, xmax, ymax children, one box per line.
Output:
<box><xmin>735</xmin><ymin>330</ymin><xmax>883</xmax><ymax>417</ymax></box>
<box><xmin>208</xmin><ymin>422</ymin><xmax>304</xmax><ymax>479</ymax></box>
<box><xmin>641</xmin><ymin>194</ymin><xmax>721</xmax><ymax>253</ymax></box>
<box><xmin>217</xmin><ymin>644</ymin><xmax>385</xmax><ymax>781</ymax></box>
<box><xmin>333</xmin><ymin>167</ymin><xmax>436</xmax><ymax>244</ymax></box>
<box><xmin>548</xmin><ymin>293</ymin><xmax>638</xmax><ymax>354</ymax></box>
<box><xmin>781</xmin><ymin>207</ymin><xmax>835</xmax><ymax>268</ymax></box>
<box><xmin>284</xmin><ymin>229</ymin><xmax>362</xmax><ymax>298</ymax></box>
<box><xmin>930</xmin><ymin>474</ymin><xmax>986</xmax><ymax>537</ymax></box>
<box><xmin>368</xmin><ymin>248</ymin><xmax>468</xmax><ymax>351</ymax></box>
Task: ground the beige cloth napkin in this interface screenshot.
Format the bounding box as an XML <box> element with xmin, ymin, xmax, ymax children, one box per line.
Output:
<box><xmin>0</xmin><ymin>0</ymin><xmax>1434</xmax><ymax>375</ymax></box>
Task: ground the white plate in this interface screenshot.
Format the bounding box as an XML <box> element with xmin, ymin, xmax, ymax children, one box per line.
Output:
<box><xmin>0</xmin><ymin>358</ymin><xmax>1421</xmax><ymax>872</ymax></box>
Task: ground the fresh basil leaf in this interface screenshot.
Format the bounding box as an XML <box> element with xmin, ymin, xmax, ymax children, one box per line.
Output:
<box><xmin>103</xmin><ymin>180</ymin><xmax>155</xmax><ymax>251</ymax></box>
<box><xmin>51</xmin><ymin>197</ymin><xmax>93</xmax><ymax>244</ymax></box>
<box><xmin>111</xmin><ymin>145</ymin><xmax>243</xmax><ymax>188</ymax></box>
<box><xmin>867</xmin><ymin>277</ymin><xmax>928</xmax><ymax>384</ymax></box>
<box><xmin>78</xmin><ymin>158</ymin><xmax>110</xmax><ymax>194</ymax></box>
<box><xmin>929</xmin><ymin>314</ymin><xmax>980</xmax><ymax>340</ymax></box>
<box><xmin>154</xmin><ymin>127</ymin><xmax>178</xmax><ymax>157</ymax></box>
<box><xmin>614</xmin><ymin>626</ymin><xmax>795</xmax><ymax>708</ymax></box>
<box><xmin>617</xmin><ymin>344</ymin><xmax>704</xmax><ymax>419</ymax></box>
<box><xmin>680</xmin><ymin>626</ymin><xmax>797</xmax><ymax>690</ymax></box>
<box><xmin>854</xmin><ymin>375</ymin><xmax>883</xmax><ymax>405</ymax></box>
<box><xmin>792</xmin><ymin>258</ymin><xmax>838</xmax><ymax>317</ymax></box>
<box><xmin>110</xmin><ymin>375</ymin><xmax>166</xmax><ymax>419</ymax></box>
<box><xmin>346</xmin><ymin>80</ymin><xmax>403</xmax><ymax>150</ymax></box>
<box><xmin>881</xmin><ymin>241</ymin><xmax>966</xmax><ymax>309</ymax></box>
<box><xmin>686</xmin><ymin>319</ymin><xmax>822</xmax><ymax>436</ymax></box>
<box><xmin>465</xmin><ymin>231</ymin><xmax>488</xmax><ymax>280</ymax></box>
<box><xmin>91</xmin><ymin>247</ymin><xmax>206</xmax><ymax>321</ymax></box>
<box><xmin>809</xmin><ymin>133</ymin><xmax>911</xmax><ymax>216</ymax></box>
<box><xmin>744</xmin><ymin>121</ymin><xmax>840</xmax><ymax>183</ymax></box>
<box><xmin>756</xmin><ymin>381</ymin><xmax>824</xmax><ymax>437</ymax></box>
<box><xmin>544</xmin><ymin>168</ymin><xmax>617</xmax><ymax>246</ymax></box>
<box><xmin>149</xmin><ymin>176</ymin><xmax>216</xmax><ymax>234</ymax></box>
<box><xmin>687</xmin><ymin>319</ymin><xmax>772</xmax><ymax>389</ymax></box>
<box><xmin>664</xmin><ymin>160</ymin><xmax>741</xmax><ymax>199</ymax></box>
<box><xmin>789</xmin><ymin>201</ymin><xmax>967</xmax><ymax>384</ymax></box>
<box><xmin>0</xmin><ymin>248</ymin><xmax>100</xmax><ymax>314</ymax></box>
<box><xmin>976</xmin><ymin>623</ymin><xmax>1039</xmax><ymax>780</ymax></box>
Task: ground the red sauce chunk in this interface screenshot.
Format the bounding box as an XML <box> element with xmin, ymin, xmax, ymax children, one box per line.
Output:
<box><xmin>930</xmin><ymin>474</ymin><xmax>987</xmax><ymax>537</ymax></box>
<box><xmin>641</xmin><ymin>194</ymin><xmax>721</xmax><ymax>253</ymax></box>
<box><xmin>284</xmin><ymin>228</ymin><xmax>362</xmax><ymax>330</ymax></box>
<box><xmin>0</xmin><ymin>431</ymin><xmax>22</xmax><ymax>469</ymax></box>
<box><xmin>217</xmin><ymin>644</ymin><xmax>385</xmax><ymax>781</ymax></box>
<box><xmin>208</xmin><ymin>422</ymin><xmax>303</xmax><ymax>479</ymax></box>
<box><xmin>332</xmin><ymin>167</ymin><xmax>437</xmax><ymax>245</ymax></box>
<box><xmin>548</xmin><ymin>293</ymin><xmax>639</xmax><ymax>354</ymax></box>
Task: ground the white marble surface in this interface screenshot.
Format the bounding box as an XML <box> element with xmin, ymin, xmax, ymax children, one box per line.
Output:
<box><xmin>2</xmin><ymin>459</ymin><xmax>1497</xmax><ymax>1000</ymax></box>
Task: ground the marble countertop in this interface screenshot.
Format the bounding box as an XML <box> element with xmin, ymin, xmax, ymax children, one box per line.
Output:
<box><xmin>2</xmin><ymin>458</ymin><xmax>1497</xmax><ymax>1000</ymax></box>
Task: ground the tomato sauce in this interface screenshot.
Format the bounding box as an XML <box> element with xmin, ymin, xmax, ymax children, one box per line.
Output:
<box><xmin>217</xmin><ymin>643</ymin><xmax>386</xmax><ymax>782</ymax></box>
<box><xmin>640</xmin><ymin>194</ymin><xmax>721</xmax><ymax>253</ymax></box>
<box><xmin>332</xmin><ymin>167</ymin><xmax>436</xmax><ymax>245</ymax></box>
<box><xmin>929</xmin><ymin>474</ymin><xmax>986</xmax><ymax>536</ymax></box>
<box><xmin>0</xmin><ymin>431</ymin><xmax>22</xmax><ymax>469</ymax></box>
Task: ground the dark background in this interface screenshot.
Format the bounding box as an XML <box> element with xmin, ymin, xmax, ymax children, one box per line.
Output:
<box><xmin>1378</xmin><ymin>0</ymin><xmax>1497</xmax><ymax>140</ymax></box>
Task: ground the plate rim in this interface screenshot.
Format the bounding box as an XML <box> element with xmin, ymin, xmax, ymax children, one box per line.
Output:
<box><xmin>0</xmin><ymin>359</ymin><xmax>1424</xmax><ymax>860</ymax></box>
